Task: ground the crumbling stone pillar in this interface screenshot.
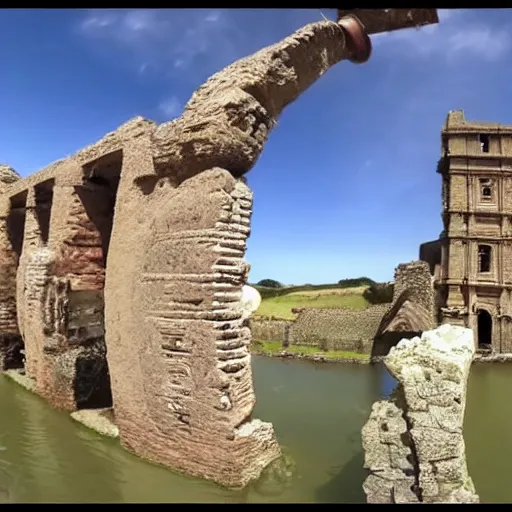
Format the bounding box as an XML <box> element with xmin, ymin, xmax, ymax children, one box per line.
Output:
<box><xmin>17</xmin><ymin>187</ymin><xmax>48</xmax><ymax>380</ymax></box>
<box><xmin>0</xmin><ymin>165</ymin><xmax>23</xmax><ymax>370</ymax></box>
<box><xmin>18</xmin><ymin>169</ymin><xmax>113</xmax><ymax>410</ymax></box>
<box><xmin>107</xmin><ymin>163</ymin><xmax>280</xmax><ymax>488</ymax></box>
<box><xmin>104</xmin><ymin>19</ymin><xmax>357</xmax><ymax>488</ymax></box>
<box><xmin>362</xmin><ymin>324</ymin><xmax>479</xmax><ymax>503</ymax></box>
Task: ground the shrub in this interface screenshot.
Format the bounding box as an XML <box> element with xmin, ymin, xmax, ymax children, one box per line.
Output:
<box><xmin>257</xmin><ymin>279</ymin><xmax>282</xmax><ymax>288</ymax></box>
<box><xmin>363</xmin><ymin>282</ymin><xmax>394</xmax><ymax>305</ymax></box>
<box><xmin>337</xmin><ymin>277</ymin><xmax>376</xmax><ymax>288</ymax></box>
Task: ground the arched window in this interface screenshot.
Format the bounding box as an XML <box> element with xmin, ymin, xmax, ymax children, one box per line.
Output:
<box><xmin>478</xmin><ymin>245</ymin><xmax>491</xmax><ymax>273</ymax></box>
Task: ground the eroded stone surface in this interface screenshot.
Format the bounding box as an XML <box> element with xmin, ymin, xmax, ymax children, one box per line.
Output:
<box><xmin>0</xmin><ymin>166</ymin><xmax>22</xmax><ymax>371</ymax></box>
<box><xmin>106</xmin><ymin>169</ymin><xmax>282</xmax><ymax>488</ymax></box>
<box><xmin>16</xmin><ymin>183</ymin><xmax>113</xmax><ymax>410</ymax></box>
<box><xmin>1</xmin><ymin>17</ymin><xmax>355</xmax><ymax>489</ymax></box>
<box><xmin>362</xmin><ymin>324</ymin><xmax>479</xmax><ymax>503</ymax></box>
<box><xmin>151</xmin><ymin>20</ymin><xmax>350</xmax><ymax>183</ymax></box>
<box><xmin>103</xmin><ymin>19</ymin><xmax>353</xmax><ymax>489</ymax></box>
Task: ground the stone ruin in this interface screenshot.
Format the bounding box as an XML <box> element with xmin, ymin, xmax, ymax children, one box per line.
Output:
<box><xmin>0</xmin><ymin>16</ymin><xmax>371</xmax><ymax>489</ymax></box>
<box><xmin>0</xmin><ymin>9</ymin><xmax>440</xmax><ymax>490</ymax></box>
<box><xmin>362</xmin><ymin>324</ymin><xmax>479</xmax><ymax>503</ymax></box>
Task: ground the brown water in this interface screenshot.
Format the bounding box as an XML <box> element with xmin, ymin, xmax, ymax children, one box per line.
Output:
<box><xmin>0</xmin><ymin>356</ymin><xmax>510</xmax><ymax>503</ymax></box>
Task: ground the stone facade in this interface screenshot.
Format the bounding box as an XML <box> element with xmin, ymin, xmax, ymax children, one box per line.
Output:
<box><xmin>420</xmin><ymin>110</ymin><xmax>512</xmax><ymax>354</ymax></box>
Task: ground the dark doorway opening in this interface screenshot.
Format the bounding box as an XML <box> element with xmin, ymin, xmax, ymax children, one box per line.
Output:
<box><xmin>72</xmin><ymin>150</ymin><xmax>122</xmax><ymax>410</ymax></box>
<box><xmin>479</xmin><ymin>133</ymin><xmax>490</xmax><ymax>153</ymax></box>
<box><xmin>34</xmin><ymin>179</ymin><xmax>54</xmax><ymax>245</ymax></box>
<box><xmin>2</xmin><ymin>191</ymin><xmax>28</xmax><ymax>370</ymax></box>
<box><xmin>477</xmin><ymin>309</ymin><xmax>492</xmax><ymax>352</ymax></box>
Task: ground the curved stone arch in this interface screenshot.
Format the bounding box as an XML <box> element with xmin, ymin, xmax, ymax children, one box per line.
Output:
<box><xmin>375</xmin><ymin>289</ymin><xmax>413</xmax><ymax>338</ymax></box>
<box><xmin>384</xmin><ymin>302</ymin><xmax>433</xmax><ymax>334</ymax></box>
<box><xmin>373</xmin><ymin>288</ymin><xmax>436</xmax><ymax>357</ymax></box>
<box><xmin>102</xmin><ymin>18</ymin><xmax>362</xmax><ymax>490</ymax></box>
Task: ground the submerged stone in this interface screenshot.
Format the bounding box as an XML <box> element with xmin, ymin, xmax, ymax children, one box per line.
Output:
<box><xmin>253</xmin><ymin>447</ymin><xmax>297</xmax><ymax>497</ymax></box>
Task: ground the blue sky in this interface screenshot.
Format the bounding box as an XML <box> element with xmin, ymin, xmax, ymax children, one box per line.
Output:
<box><xmin>1</xmin><ymin>9</ymin><xmax>511</xmax><ymax>284</ymax></box>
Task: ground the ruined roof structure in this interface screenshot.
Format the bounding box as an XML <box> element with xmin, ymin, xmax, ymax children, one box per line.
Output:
<box><xmin>0</xmin><ymin>9</ymin><xmax>440</xmax><ymax>491</ymax></box>
<box><xmin>420</xmin><ymin>109</ymin><xmax>512</xmax><ymax>355</ymax></box>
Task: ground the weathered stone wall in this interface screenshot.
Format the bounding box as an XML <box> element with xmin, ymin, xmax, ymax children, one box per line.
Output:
<box><xmin>419</xmin><ymin>238</ymin><xmax>442</xmax><ymax>277</ymax></box>
<box><xmin>250</xmin><ymin>318</ymin><xmax>293</xmax><ymax>343</ymax></box>
<box><xmin>5</xmin><ymin>118</ymin><xmax>154</xmax><ymax>413</ymax></box>
<box><xmin>106</xmin><ymin>167</ymin><xmax>282</xmax><ymax>488</ymax></box>
<box><xmin>362</xmin><ymin>324</ymin><xmax>479</xmax><ymax>503</ymax></box>
<box><xmin>289</xmin><ymin>305</ymin><xmax>389</xmax><ymax>353</ymax></box>
<box><xmin>12</xmin><ymin>163</ymin><xmax>120</xmax><ymax>411</ymax></box>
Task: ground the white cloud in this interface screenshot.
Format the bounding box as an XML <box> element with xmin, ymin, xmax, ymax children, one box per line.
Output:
<box><xmin>77</xmin><ymin>9</ymin><xmax>323</xmax><ymax>79</ymax></box>
<box><xmin>372</xmin><ymin>9</ymin><xmax>511</xmax><ymax>62</ymax></box>
<box><xmin>77</xmin><ymin>8</ymin><xmax>321</xmax><ymax>116</ymax></box>
<box><xmin>158</xmin><ymin>96</ymin><xmax>182</xmax><ymax>118</ymax></box>
<box><xmin>79</xmin><ymin>9</ymin><xmax>243</xmax><ymax>77</ymax></box>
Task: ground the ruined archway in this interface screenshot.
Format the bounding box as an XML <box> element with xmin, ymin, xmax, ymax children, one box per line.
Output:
<box><xmin>101</xmin><ymin>11</ymin><xmax>439</xmax><ymax>489</ymax></box>
<box><xmin>477</xmin><ymin>309</ymin><xmax>492</xmax><ymax>351</ymax></box>
<box><xmin>59</xmin><ymin>149</ymin><xmax>123</xmax><ymax>410</ymax></box>
<box><xmin>371</xmin><ymin>262</ymin><xmax>437</xmax><ymax>358</ymax></box>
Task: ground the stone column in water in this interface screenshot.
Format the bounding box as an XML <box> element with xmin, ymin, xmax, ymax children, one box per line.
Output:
<box><xmin>361</xmin><ymin>324</ymin><xmax>479</xmax><ymax>503</ymax></box>
<box><xmin>18</xmin><ymin>169</ymin><xmax>113</xmax><ymax>411</ymax></box>
<box><xmin>104</xmin><ymin>20</ymin><xmax>355</xmax><ymax>488</ymax></box>
<box><xmin>0</xmin><ymin>165</ymin><xmax>23</xmax><ymax>370</ymax></box>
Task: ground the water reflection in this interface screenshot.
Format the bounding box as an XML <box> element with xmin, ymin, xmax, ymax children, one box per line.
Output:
<box><xmin>377</xmin><ymin>363</ymin><xmax>397</xmax><ymax>399</ymax></box>
<box><xmin>1</xmin><ymin>359</ymin><xmax>509</xmax><ymax>503</ymax></box>
<box><xmin>1</xmin><ymin>358</ymin><xmax>383</xmax><ymax>503</ymax></box>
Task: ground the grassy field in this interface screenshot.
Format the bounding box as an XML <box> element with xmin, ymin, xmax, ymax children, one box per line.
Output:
<box><xmin>252</xmin><ymin>340</ymin><xmax>370</xmax><ymax>362</ymax></box>
<box><xmin>254</xmin><ymin>285</ymin><xmax>369</xmax><ymax>320</ymax></box>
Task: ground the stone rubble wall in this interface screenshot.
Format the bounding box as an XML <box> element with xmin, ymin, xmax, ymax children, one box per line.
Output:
<box><xmin>250</xmin><ymin>318</ymin><xmax>294</xmax><ymax>343</ymax></box>
<box><xmin>362</xmin><ymin>324</ymin><xmax>479</xmax><ymax>504</ymax></box>
<box><xmin>289</xmin><ymin>305</ymin><xmax>389</xmax><ymax>352</ymax></box>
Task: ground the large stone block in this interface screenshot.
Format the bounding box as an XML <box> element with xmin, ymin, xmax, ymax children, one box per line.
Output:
<box><xmin>362</xmin><ymin>324</ymin><xmax>479</xmax><ymax>503</ymax></box>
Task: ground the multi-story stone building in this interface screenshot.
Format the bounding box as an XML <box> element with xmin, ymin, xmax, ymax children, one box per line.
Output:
<box><xmin>420</xmin><ymin>110</ymin><xmax>512</xmax><ymax>354</ymax></box>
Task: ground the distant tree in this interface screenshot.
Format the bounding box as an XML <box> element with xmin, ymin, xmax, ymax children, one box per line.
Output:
<box><xmin>256</xmin><ymin>279</ymin><xmax>283</xmax><ymax>288</ymax></box>
<box><xmin>337</xmin><ymin>277</ymin><xmax>376</xmax><ymax>288</ymax></box>
<box><xmin>363</xmin><ymin>282</ymin><xmax>394</xmax><ymax>305</ymax></box>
